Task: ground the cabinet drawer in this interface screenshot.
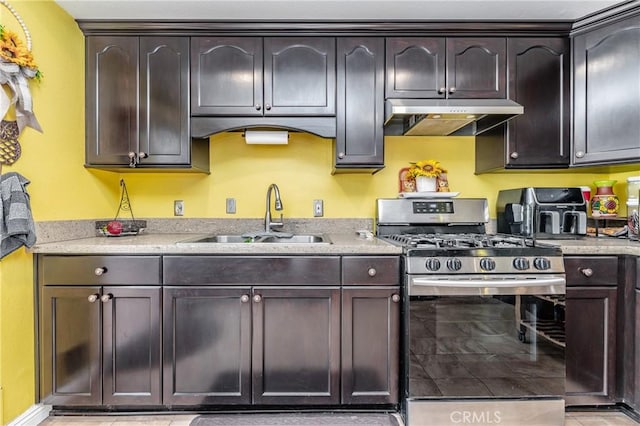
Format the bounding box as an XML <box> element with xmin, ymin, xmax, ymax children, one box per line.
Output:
<box><xmin>564</xmin><ymin>256</ymin><xmax>618</xmax><ymax>286</ymax></box>
<box><xmin>342</xmin><ymin>256</ymin><xmax>400</xmax><ymax>285</ymax></box>
<box><xmin>40</xmin><ymin>255</ymin><xmax>161</xmax><ymax>285</ymax></box>
<box><xmin>164</xmin><ymin>256</ymin><xmax>341</xmax><ymax>285</ymax></box>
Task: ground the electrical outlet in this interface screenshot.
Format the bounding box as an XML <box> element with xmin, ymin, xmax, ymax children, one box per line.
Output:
<box><xmin>174</xmin><ymin>200</ymin><xmax>184</xmax><ymax>216</ymax></box>
<box><xmin>226</xmin><ymin>198</ymin><xmax>236</xmax><ymax>214</ymax></box>
<box><xmin>313</xmin><ymin>199</ymin><xmax>324</xmax><ymax>217</ymax></box>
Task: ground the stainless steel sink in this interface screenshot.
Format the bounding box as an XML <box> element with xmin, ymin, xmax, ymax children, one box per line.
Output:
<box><xmin>178</xmin><ymin>234</ymin><xmax>331</xmax><ymax>244</ymax></box>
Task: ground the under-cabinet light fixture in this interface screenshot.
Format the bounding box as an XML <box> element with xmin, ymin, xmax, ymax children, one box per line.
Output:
<box><xmin>244</xmin><ymin>130</ymin><xmax>289</xmax><ymax>145</ymax></box>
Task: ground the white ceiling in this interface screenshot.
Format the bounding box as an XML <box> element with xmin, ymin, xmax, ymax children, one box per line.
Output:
<box><xmin>54</xmin><ymin>0</ymin><xmax>633</xmax><ymax>22</ymax></box>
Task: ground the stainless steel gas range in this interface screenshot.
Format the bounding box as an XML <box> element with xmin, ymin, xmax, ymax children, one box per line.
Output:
<box><xmin>376</xmin><ymin>198</ymin><xmax>566</xmax><ymax>426</ymax></box>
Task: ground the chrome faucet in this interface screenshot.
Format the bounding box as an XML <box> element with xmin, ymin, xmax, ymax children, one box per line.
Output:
<box><xmin>264</xmin><ymin>183</ymin><xmax>284</xmax><ymax>233</ymax></box>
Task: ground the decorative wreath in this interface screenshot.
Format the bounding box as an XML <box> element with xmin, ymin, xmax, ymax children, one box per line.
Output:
<box><xmin>0</xmin><ymin>0</ymin><xmax>42</xmax><ymax>136</ymax></box>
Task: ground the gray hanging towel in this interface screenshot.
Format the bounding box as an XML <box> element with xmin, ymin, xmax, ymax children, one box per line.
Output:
<box><xmin>1</xmin><ymin>172</ymin><xmax>36</xmax><ymax>259</ymax></box>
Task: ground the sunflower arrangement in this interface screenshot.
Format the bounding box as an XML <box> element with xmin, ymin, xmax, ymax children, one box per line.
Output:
<box><xmin>407</xmin><ymin>159</ymin><xmax>445</xmax><ymax>178</ymax></box>
<box><xmin>0</xmin><ymin>24</ymin><xmax>40</xmax><ymax>78</ymax></box>
<box><xmin>0</xmin><ymin>18</ymin><xmax>42</xmax><ymax>136</ymax></box>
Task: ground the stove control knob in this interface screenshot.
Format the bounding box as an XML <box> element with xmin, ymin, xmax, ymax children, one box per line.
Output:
<box><xmin>425</xmin><ymin>258</ymin><xmax>441</xmax><ymax>271</ymax></box>
<box><xmin>480</xmin><ymin>258</ymin><xmax>496</xmax><ymax>271</ymax></box>
<box><xmin>513</xmin><ymin>257</ymin><xmax>530</xmax><ymax>270</ymax></box>
<box><xmin>447</xmin><ymin>258</ymin><xmax>462</xmax><ymax>271</ymax></box>
<box><xmin>533</xmin><ymin>257</ymin><xmax>551</xmax><ymax>270</ymax></box>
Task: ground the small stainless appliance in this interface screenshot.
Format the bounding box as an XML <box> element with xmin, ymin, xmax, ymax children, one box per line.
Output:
<box><xmin>376</xmin><ymin>197</ymin><xmax>566</xmax><ymax>426</ymax></box>
<box><xmin>497</xmin><ymin>187</ymin><xmax>587</xmax><ymax>239</ymax></box>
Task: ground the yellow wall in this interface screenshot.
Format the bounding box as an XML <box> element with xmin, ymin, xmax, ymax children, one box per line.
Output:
<box><xmin>0</xmin><ymin>0</ymin><xmax>639</xmax><ymax>423</ymax></box>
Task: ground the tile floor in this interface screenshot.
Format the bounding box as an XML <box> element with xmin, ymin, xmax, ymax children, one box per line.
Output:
<box><xmin>37</xmin><ymin>410</ymin><xmax>640</xmax><ymax>426</ymax></box>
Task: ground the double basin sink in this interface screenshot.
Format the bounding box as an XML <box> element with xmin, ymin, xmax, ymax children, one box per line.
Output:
<box><xmin>178</xmin><ymin>233</ymin><xmax>331</xmax><ymax>245</ymax></box>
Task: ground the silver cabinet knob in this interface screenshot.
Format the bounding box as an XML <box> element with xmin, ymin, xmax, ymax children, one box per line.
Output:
<box><xmin>575</xmin><ymin>151</ymin><xmax>585</xmax><ymax>158</ymax></box>
<box><xmin>367</xmin><ymin>268</ymin><xmax>377</xmax><ymax>277</ymax></box>
<box><xmin>391</xmin><ymin>294</ymin><xmax>400</xmax><ymax>303</ymax></box>
<box><xmin>128</xmin><ymin>152</ymin><xmax>137</xmax><ymax>168</ymax></box>
<box><xmin>100</xmin><ymin>294</ymin><xmax>113</xmax><ymax>303</ymax></box>
<box><xmin>240</xmin><ymin>294</ymin><xmax>250</xmax><ymax>303</ymax></box>
<box><xmin>138</xmin><ymin>152</ymin><xmax>148</xmax><ymax>159</ymax></box>
<box><xmin>438</xmin><ymin>87</ymin><xmax>446</xmax><ymax>94</ymax></box>
<box><xmin>94</xmin><ymin>267</ymin><xmax>107</xmax><ymax>276</ymax></box>
<box><xmin>338</xmin><ymin>152</ymin><xmax>345</xmax><ymax>159</ymax></box>
<box><xmin>253</xmin><ymin>294</ymin><xmax>262</xmax><ymax>303</ymax></box>
<box><xmin>128</xmin><ymin>152</ymin><xmax>136</xmax><ymax>159</ymax></box>
<box><xmin>265</xmin><ymin>103</ymin><xmax>272</xmax><ymax>110</ymax></box>
<box><xmin>87</xmin><ymin>294</ymin><xmax>100</xmax><ymax>303</ymax></box>
<box><xmin>449</xmin><ymin>87</ymin><xmax>456</xmax><ymax>94</ymax></box>
<box><xmin>580</xmin><ymin>268</ymin><xmax>593</xmax><ymax>277</ymax></box>
<box><xmin>255</xmin><ymin>104</ymin><xmax>262</xmax><ymax>111</ymax></box>
<box><xmin>510</xmin><ymin>152</ymin><xmax>519</xmax><ymax>159</ymax></box>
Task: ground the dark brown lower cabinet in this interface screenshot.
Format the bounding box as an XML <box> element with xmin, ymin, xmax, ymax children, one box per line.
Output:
<box><xmin>163</xmin><ymin>285</ymin><xmax>341</xmax><ymax>406</ymax></box>
<box><xmin>40</xmin><ymin>286</ymin><xmax>162</xmax><ymax>406</ymax></box>
<box><xmin>565</xmin><ymin>286</ymin><xmax>618</xmax><ymax>405</ymax></box>
<box><xmin>162</xmin><ymin>287</ymin><xmax>252</xmax><ymax>405</ymax></box>
<box><xmin>341</xmin><ymin>287</ymin><xmax>400</xmax><ymax>404</ymax></box>
<box><xmin>252</xmin><ymin>287</ymin><xmax>341</xmax><ymax>405</ymax></box>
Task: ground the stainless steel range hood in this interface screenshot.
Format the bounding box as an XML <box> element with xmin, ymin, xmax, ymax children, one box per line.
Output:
<box><xmin>384</xmin><ymin>98</ymin><xmax>524</xmax><ymax>136</ymax></box>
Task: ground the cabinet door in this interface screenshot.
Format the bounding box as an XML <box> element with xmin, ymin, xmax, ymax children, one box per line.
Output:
<box><xmin>506</xmin><ymin>38</ymin><xmax>570</xmax><ymax>168</ymax></box>
<box><xmin>191</xmin><ymin>37</ymin><xmax>263</xmax><ymax>116</ymax></box>
<box><xmin>86</xmin><ymin>36</ymin><xmax>138</xmax><ymax>165</ymax></box>
<box><xmin>385</xmin><ymin>37</ymin><xmax>446</xmax><ymax>99</ymax></box>
<box><xmin>565</xmin><ymin>286</ymin><xmax>617</xmax><ymax>405</ymax></box>
<box><xmin>163</xmin><ymin>287</ymin><xmax>252</xmax><ymax>405</ymax></box>
<box><xmin>342</xmin><ymin>287</ymin><xmax>400</xmax><ymax>404</ymax></box>
<box><xmin>264</xmin><ymin>38</ymin><xmax>336</xmax><ymax>116</ymax></box>
<box><xmin>252</xmin><ymin>286</ymin><xmax>340</xmax><ymax>405</ymax></box>
<box><xmin>335</xmin><ymin>37</ymin><xmax>385</xmax><ymax>171</ymax></box>
<box><xmin>40</xmin><ymin>286</ymin><xmax>101</xmax><ymax>406</ymax></box>
<box><xmin>573</xmin><ymin>15</ymin><xmax>640</xmax><ymax>165</ymax></box>
<box><xmin>102</xmin><ymin>286</ymin><xmax>162</xmax><ymax>405</ymax></box>
<box><xmin>446</xmin><ymin>38</ymin><xmax>506</xmax><ymax>98</ymax></box>
<box><xmin>139</xmin><ymin>37</ymin><xmax>190</xmax><ymax>166</ymax></box>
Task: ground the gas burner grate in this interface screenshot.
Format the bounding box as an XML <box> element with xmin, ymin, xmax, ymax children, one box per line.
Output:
<box><xmin>382</xmin><ymin>233</ymin><xmax>535</xmax><ymax>249</ymax></box>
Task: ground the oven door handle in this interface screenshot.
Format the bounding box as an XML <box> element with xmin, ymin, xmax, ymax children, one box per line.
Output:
<box><xmin>409</xmin><ymin>276</ymin><xmax>566</xmax><ymax>296</ymax></box>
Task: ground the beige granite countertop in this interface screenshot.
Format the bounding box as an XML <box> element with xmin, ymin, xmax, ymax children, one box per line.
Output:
<box><xmin>30</xmin><ymin>232</ymin><xmax>402</xmax><ymax>255</ymax></box>
<box><xmin>540</xmin><ymin>236</ymin><xmax>640</xmax><ymax>256</ymax></box>
<box><xmin>29</xmin><ymin>218</ymin><xmax>640</xmax><ymax>256</ymax></box>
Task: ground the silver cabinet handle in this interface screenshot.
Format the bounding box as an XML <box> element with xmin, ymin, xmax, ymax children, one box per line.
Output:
<box><xmin>128</xmin><ymin>151</ymin><xmax>136</xmax><ymax>168</ymax></box>
<box><xmin>391</xmin><ymin>294</ymin><xmax>400</xmax><ymax>303</ymax></box>
<box><xmin>94</xmin><ymin>267</ymin><xmax>107</xmax><ymax>276</ymax></box>
<box><xmin>240</xmin><ymin>294</ymin><xmax>250</xmax><ymax>303</ymax></box>
<box><xmin>255</xmin><ymin>104</ymin><xmax>262</xmax><ymax>111</ymax></box>
<box><xmin>87</xmin><ymin>294</ymin><xmax>100</xmax><ymax>303</ymax></box>
<box><xmin>138</xmin><ymin>152</ymin><xmax>148</xmax><ymax>159</ymax></box>
<box><xmin>438</xmin><ymin>87</ymin><xmax>446</xmax><ymax>94</ymax></box>
<box><xmin>575</xmin><ymin>151</ymin><xmax>585</xmax><ymax>158</ymax></box>
<box><xmin>367</xmin><ymin>268</ymin><xmax>377</xmax><ymax>277</ymax></box>
<box><xmin>265</xmin><ymin>103</ymin><xmax>271</xmax><ymax>110</ymax></box>
<box><xmin>100</xmin><ymin>294</ymin><xmax>113</xmax><ymax>303</ymax></box>
<box><xmin>449</xmin><ymin>87</ymin><xmax>456</xmax><ymax>94</ymax></box>
<box><xmin>580</xmin><ymin>268</ymin><xmax>593</xmax><ymax>277</ymax></box>
<box><xmin>338</xmin><ymin>152</ymin><xmax>345</xmax><ymax>159</ymax></box>
<box><xmin>510</xmin><ymin>152</ymin><xmax>519</xmax><ymax>159</ymax></box>
<box><xmin>253</xmin><ymin>294</ymin><xmax>262</xmax><ymax>303</ymax></box>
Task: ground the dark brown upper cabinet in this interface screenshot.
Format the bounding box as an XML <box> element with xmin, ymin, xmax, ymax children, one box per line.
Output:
<box><xmin>573</xmin><ymin>14</ymin><xmax>640</xmax><ymax>166</ymax></box>
<box><xmin>385</xmin><ymin>37</ymin><xmax>506</xmax><ymax>99</ymax></box>
<box><xmin>475</xmin><ymin>37</ymin><xmax>570</xmax><ymax>172</ymax></box>
<box><xmin>191</xmin><ymin>37</ymin><xmax>336</xmax><ymax>117</ymax></box>
<box><xmin>334</xmin><ymin>37</ymin><xmax>385</xmax><ymax>173</ymax></box>
<box><xmin>86</xmin><ymin>36</ymin><xmax>205</xmax><ymax>170</ymax></box>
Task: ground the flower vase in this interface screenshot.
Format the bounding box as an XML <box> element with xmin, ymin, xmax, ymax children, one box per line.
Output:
<box><xmin>590</xmin><ymin>180</ymin><xmax>619</xmax><ymax>218</ymax></box>
<box><xmin>415</xmin><ymin>176</ymin><xmax>437</xmax><ymax>192</ymax></box>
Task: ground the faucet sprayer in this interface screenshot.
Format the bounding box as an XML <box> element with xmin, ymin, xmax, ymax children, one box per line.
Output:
<box><xmin>265</xmin><ymin>183</ymin><xmax>284</xmax><ymax>233</ymax></box>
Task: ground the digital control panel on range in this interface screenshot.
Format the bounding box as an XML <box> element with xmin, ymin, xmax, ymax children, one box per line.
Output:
<box><xmin>412</xmin><ymin>201</ymin><xmax>454</xmax><ymax>214</ymax></box>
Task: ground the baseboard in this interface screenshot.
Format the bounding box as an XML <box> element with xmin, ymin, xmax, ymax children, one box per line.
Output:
<box><xmin>8</xmin><ymin>404</ymin><xmax>51</xmax><ymax>426</ymax></box>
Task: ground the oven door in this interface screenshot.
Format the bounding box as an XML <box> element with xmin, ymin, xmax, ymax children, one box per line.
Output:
<box><xmin>405</xmin><ymin>274</ymin><xmax>566</xmax><ymax>426</ymax></box>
